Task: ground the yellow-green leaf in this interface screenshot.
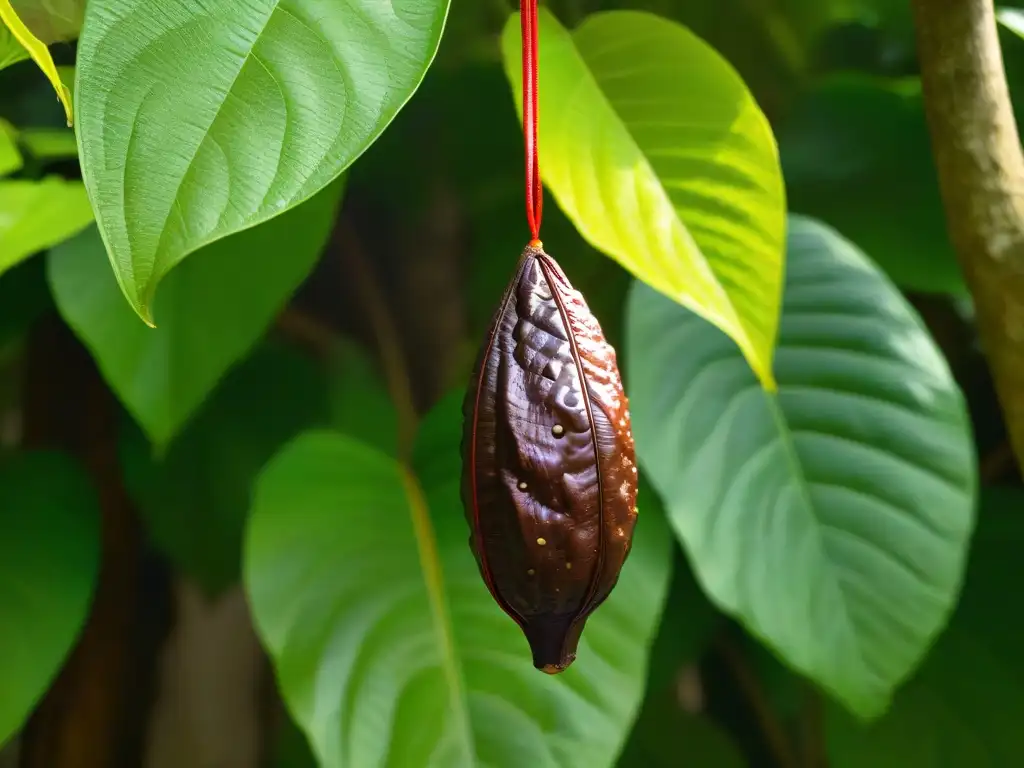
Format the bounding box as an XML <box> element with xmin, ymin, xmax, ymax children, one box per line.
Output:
<box><xmin>0</xmin><ymin>0</ymin><xmax>72</xmax><ymax>124</ymax></box>
<box><xmin>0</xmin><ymin>177</ymin><xmax>93</xmax><ymax>276</ymax></box>
<box><xmin>502</xmin><ymin>10</ymin><xmax>785</xmax><ymax>389</ymax></box>
<box><xmin>0</xmin><ymin>19</ymin><xmax>29</xmax><ymax>70</ymax></box>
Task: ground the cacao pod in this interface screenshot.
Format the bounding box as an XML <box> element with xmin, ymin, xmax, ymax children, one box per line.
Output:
<box><xmin>461</xmin><ymin>242</ymin><xmax>638</xmax><ymax>674</ymax></box>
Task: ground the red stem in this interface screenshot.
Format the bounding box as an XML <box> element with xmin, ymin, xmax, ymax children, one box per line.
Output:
<box><xmin>521</xmin><ymin>0</ymin><xmax>543</xmax><ymax>243</ymax></box>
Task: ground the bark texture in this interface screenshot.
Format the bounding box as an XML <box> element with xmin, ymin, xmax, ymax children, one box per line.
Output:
<box><xmin>912</xmin><ymin>0</ymin><xmax>1024</xmax><ymax>470</ymax></box>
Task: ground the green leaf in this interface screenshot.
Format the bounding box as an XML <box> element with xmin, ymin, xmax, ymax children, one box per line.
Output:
<box><xmin>326</xmin><ymin>336</ymin><xmax>398</xmax><ymax>459</ymax></box>
<box><xmin>827</xmin><ymin>488</ymin><xmax>1024</xmax><ymax>765</ymax></box>
<box><xmin>9</xmin><ymin>0</ymin><xmax>83</xmax><ymax>43</ymax></box>
<box><xmin>18</xmin><ymin>126</ymin><xmax>77</xmax><ymax>161</ymax></box>
<box><xmin>502</xmin><ymin>9</ymin><xmax>786</xmax><ymax>390</ymax></box>
<box><xmin>0</xmin><ymin>22</ymin><xmax>29</xmax><ymax>69</ymax></box>
<box><xmin>74</xmin><ymin>0</ymin><xmax>450</xmax><ymax>322</ymax></box>
<box><xmin>626</xmin><ymin>214</ymin><xmax>977</xmax><ymax>719</ymax></box>
<box><xmin>998</xmin><ymin>7</ymin><xmax>1024</xmax><ymax>41</ymax></box>
<box><xmin>0</xmin><ymin>0</ymin><xmax>72</xmax><ymax>123</ymax></box>
<box><xmin>617</xmin><ymin>686</ymin><xmax>745</xmax><ymax>768</ymax></box>
<box><xmin>0</xmin><ymin>177</ymin><xmax>94</xmax><ymax>276</ymax></box>
<box><xmin>778</xmin><ymin>74</ymin><xmax>964</xmax><ymax>295</ymax></box>
<box><xmin>0</xmin><ymin>451</ymin><xmax>100</xmax><ymax>746</ymax></box>
<box><xmin>245</xmin><ymin>393</ymin><xmax>672</xmax><ymax>768</ymax></box>
<box><xmin>0</xmin><ymin>120</ymin><xmax>22</xmax><ymax>175</ymax></box>
<box><xmin>48</xmin><ymin>179</ymin><xmax>344</xmax><ymax>450</ymax></box>
<box><xmin>121</xmin><ymin>342</ymin><xmax>330</xmax><ymax>594</ymax></box>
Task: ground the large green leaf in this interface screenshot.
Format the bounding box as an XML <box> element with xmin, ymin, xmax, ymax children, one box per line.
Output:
<box><xmin>827</xmin><ymin>488</ymin><xmax>1024</xmax><ymax>765</ymax></box>
<box><xmin>778</xmin><ymin>74</ymin><xmax>963</xmax><ymax>295</ymax></box>
<box><xmin>74</xmin><ymin>0</ymin><xmax>449</xmax><ymax>321</ymax></box>
<box><xmin>626</xmin><ymin>214</ymin><xmax>976</xmax><ymax>718</ymax></box>
<box><xmin>49</xmin><ymin>179</ymin><xmax>344</xmax><ymax>450</ymax></box>
<box><xmin>120</xmin><ymin>342</ymin><xmax>329</xmax><ymax>593</ymax></box>
<box><xmin>0</xmin><ymin>178</ymin><xmax>93</xmax><ymax>276</ymax></box>
<box><xmin>502</xmin><ymin>9</ymin><xmax>785</xmax><ymax>390</ymax></box>
<box><xmin>0</xmin><ymin>451</ymin><xmax>100</xmax><ymax>746</ymax></box>
<box><xmin>245</xmin><ymin>392</ymin><xmax>672</xmax><ymax>767</ymax></box>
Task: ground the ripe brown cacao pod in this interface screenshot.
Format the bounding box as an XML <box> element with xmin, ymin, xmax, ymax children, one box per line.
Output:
<box><xmin>461</xmin><ymin>242</ymin><xmax>638</xmax><ymax>674</ymax></box>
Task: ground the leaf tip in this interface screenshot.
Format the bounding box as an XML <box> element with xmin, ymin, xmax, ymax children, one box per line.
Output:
<box><xmin>132</xmin><ymin>301</ymin><xmax>156</xmax><ymax>328</ymax></box>
<box><xmin>127</xmin><ymin>284</ymin><xmax>158</xmax><ymax>328</ymax></box>
<box><xmin>58</xmin><ymin>86</ymin><xmax>72</xmax><ymax>127</ymax></box>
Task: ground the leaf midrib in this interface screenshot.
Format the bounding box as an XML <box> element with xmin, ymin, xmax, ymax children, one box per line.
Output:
<box><xmin>763</xmin><ymin>390</ymin><xmax>869</xmax><ymax>680</ymax></box>
<box><xmin>148</xmin><ymin>1</ymin><xmax>282</xmax><ymax>300</ymax></box>
<box><xmin>561</xmin><ymin>12</ymin><xmax>772</xmax><ymax>388</ymax></box>
<box><xmin>399</xmin><ymin>465</ymin><xmax>476</xmax><ymax>762</ymax></box>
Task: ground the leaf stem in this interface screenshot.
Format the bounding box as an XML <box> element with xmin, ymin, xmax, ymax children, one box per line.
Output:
<box><xmin>340</xmin><ymin>218</ymin><xmax>419</xmax><ymax>460</ymax></box>
<box><xmin>398</xmin><ymin>467</ymin><xmax>476</xmax><ymax>760</ymax></box>
<box><xmin>274</xmin><ymin>308</ymin><xmax>339</xmax><ymax>360</ymax></box>
<box><xmin>716</xmin><ymin>634</ymin><xmax>799</xmax><ymax>768</ymax></box>
<box><xmin>340</xmin><ymin>218</ymin><xmax>476</xmax><ymax>758</ymax></box>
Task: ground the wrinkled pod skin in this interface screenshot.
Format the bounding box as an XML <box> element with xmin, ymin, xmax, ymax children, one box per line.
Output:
<box><xmin>461</xmin><ymin>243</ymin><xmax>638</xmax><ymax>674</ymax></box>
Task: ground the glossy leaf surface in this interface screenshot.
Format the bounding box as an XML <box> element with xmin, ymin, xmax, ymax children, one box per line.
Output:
<box><xmin>462</xmin><ymin>244</ymin><xmax>637</xmax><ymax>672</ymax></box>
<box><xmin>49</xmin><ymin>179</ymin><xmax>344</xmax><ymax>449</ymax></box>
<box><xmin>627</xmin><ymin>215</ymin><xmax>976</xmax><ymax>718</ymax></box>
<box><xmin>502</xmin><ymin>9</ymin><xmax>785</xmax><ymax>390</ymax></box>
<box><xmin>245</xmin><ymin>391</ymin><xmax>671</xmax><ymax>767</ymax></box>
<box><xmin>827</xmin><ymin>489</ymin><xmax>1024</xmax><ymax>764</ymax></box>
<box><xmin>0</xmin><ymin>451</ymin><xmax>100</xmax><ymax>746</ymax></box>
<box><xmin>74</xmin><ymin>0</ymin><xmax>449</xmax><ymax>320</ymax></box>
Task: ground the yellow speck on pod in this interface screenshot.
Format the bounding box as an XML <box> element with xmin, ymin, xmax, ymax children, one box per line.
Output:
<box><xmin>536</xmin><ymin>537</ymin><xmax>547</xmax><ymax>546</ymax></box>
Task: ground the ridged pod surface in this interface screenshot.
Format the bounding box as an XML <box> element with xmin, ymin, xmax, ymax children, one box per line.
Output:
<box><xmin>461</xmin><ymin>243</ymin><xmax>638</xmax><ymax>673</ymax></box>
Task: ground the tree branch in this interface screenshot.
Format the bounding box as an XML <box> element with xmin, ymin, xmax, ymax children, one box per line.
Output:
<box><xmin>912</xmin><ymin>0</ymin><xmax>1024</xmax><ymax>474</ymax></box>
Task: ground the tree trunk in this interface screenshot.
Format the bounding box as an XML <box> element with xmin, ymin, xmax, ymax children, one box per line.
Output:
<box><xmin>912</xmin><ymin>0</ymin><xmax>1024</xmax><ymax>472</ymax></box>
